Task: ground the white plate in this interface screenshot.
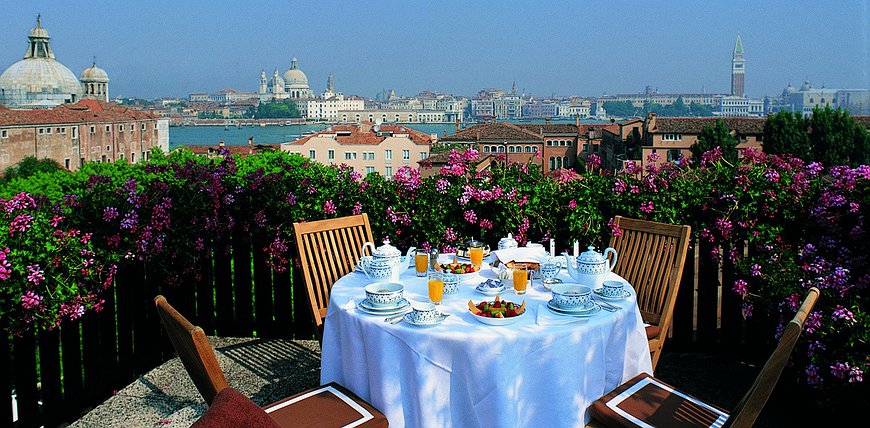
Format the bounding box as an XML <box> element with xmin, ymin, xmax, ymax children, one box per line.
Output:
<box><xmin>547</xmin><ymin>300</ymin><xmax>601</xmax><ymax>317</ymax></box>
<box><xmin>359</xmin><ymin>297</ymin><xmax>409</xmax><ymax>311</ymax></box>
<box><xmin>356</xmin><ymin>299</ymin><xmax>410</xmax><ymax>315</ymax></box>
<box><xmin>593</xmin><ymin>288</ymin><xmax>630</xmax><ymax>301</ymax></box>
<box><xmin>476</xmin><ymin>284</ymin><xmax>506</xmax><ymax>295</ymax></box>
<box><xmin>470</xmin><ymin>309</ymin><xmax>526</xmax><ymax>326</ymax></box>
<box><xmin>403</xmin><ymin>312</ymin><xmax>449</xmax><ymax>327</ymax></box>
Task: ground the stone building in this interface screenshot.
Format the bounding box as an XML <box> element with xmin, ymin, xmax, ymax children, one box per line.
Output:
<box><xmin>0</xmin><ymin>100</ymin><xmax>168</xmax><ymax>171</ymax></box>
<box><xmin>281</xmin><ymin>122</ymin><xmax>432</xmax><ymax>179</ymax></box>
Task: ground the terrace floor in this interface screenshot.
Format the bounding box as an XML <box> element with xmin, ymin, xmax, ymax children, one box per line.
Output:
<box><xmin>67</xmin><ymin>337</ymin><xmax>832</xmax><ymax>428</ymax></box>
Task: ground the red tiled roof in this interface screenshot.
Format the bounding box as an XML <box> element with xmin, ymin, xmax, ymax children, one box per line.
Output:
<box><xmin>651</xmin><ymin>117</ymin><xmax>766</xmax><ymax>134</ymax></box>
<box><xmin>853</xmin><ymin>116</ymin><xmax>870</xmax><ymax>129</ymax></box>
<box><xmin>517</xmin><ymin>124</ymin><xmax>578</xmax><ymax>135</ymax></box>
<box><xmin>0</xmin><ymin>100</ymin><xmax>156</xmax><ymax>126</ymax></box>
<box><xmin>286</xmin><ymin>122</ymin><xmax>433</xmax><ymax>146</ymax></box>
<box><xmin>441</xmin><ymin>122</ymin><xmax>545</xmax><ymax>141</ymax></box>
<box><xmin>183</xmin><ymin>144</ymin><xmax>280</xmax><ymax>156</ymax></box>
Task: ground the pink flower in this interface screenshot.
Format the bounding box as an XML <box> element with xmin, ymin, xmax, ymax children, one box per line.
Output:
<box><xmin>352</xmin><ymin>202</ymin><xmax>363</xmax><ymax>215</ymax></box>
<box><xmin>21</xmin><ymin>290</ymin><xmax>43</xmax><ymax>309</ymax></box>
<box><xmin>463</xmin><ymin>210</ymin><xmax>478</xmax><ymax>224</ymax></box>
<box><xmin>732</xmin><ymin>279</ymin><xmax>748</xmax><ymax>296</ymax></box>
<box><xmin>323</xmin><ymin>200</ymin><xmax>337</xmax><ymax>215</ymax></box>
<box><xmin>568</xmin><ymin>199</ymin><xmax>577</xmax><ymax>209</ymax></box>
<box><xmin>26</xmin><ymin>265</ymin><xmax>44</xmax><ymax>285</ymax></box>
<box><xmin>479</xmin><ymin>219</ymin><xmax>493</xmax><ymax>230</ymax></box>
<box><xmin>640</xmin><ymin>201</ymin><xmax>654</xmax><ymax>213</ymax></box>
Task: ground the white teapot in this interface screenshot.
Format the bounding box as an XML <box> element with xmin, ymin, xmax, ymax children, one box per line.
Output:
<box><xmin>359</xmin><ymin>238</ymin><xmax>415</xmax><ymax>282</ymax></box>
<box><xmin>563</xmin><ymin>245</ymin><xmax>618</xmax><ymax>289</ymax></box>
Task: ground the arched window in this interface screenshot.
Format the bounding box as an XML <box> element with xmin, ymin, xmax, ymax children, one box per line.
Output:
<box><xmin>549</xmin><ymin>157</ymin><xmax>555</xmax><ymax>170</ymax></box>
<box><xmin>525</xmin><ymin>146</ymin><xmax>532</xmax><ymax>153</ymax></box>
<box><xmin>498</xmin><ymin>146</ymin><xmax>505</xmax><ymax>153</ymax></box>
<box><xmin>556</xmin><ymin>157</ymin><xmax>563</xmax><ymax>169</ymax></box>
<box><xmin>483</xmin><ymin>146</ymin><xmax>490</xmax><ymax>153</ymax></box>
<box><xmin>508</xmin><ymin>146</ymin><xmax>515</xmax><ymax>153</ymax></box>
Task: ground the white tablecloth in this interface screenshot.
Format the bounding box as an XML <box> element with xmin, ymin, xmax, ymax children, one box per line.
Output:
<box><xmin>320</xmin><ymin>258</ymin><xmax>652</xmax><ymax>428</ymax></box>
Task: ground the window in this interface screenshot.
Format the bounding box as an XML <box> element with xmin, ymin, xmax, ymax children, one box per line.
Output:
<box><xmin>119</xmin><ymin>153</ymin><xmax>125</xmax><ymax>160</ymax></box>
<box><xmin>64</xmin><ymin>158</ymin><xmax>70</xmax><ymax>169</ymax></box>
<box><xmin>106</xmin><ymin>125</ymin><xmax>110</xmax><ymax>132</ymax></box>
<box><xmin>71</xmin><ymin>127</ymin><xmax>77</xmax><ymax>138</ymax></box>
<box><xmin>309</xmin><ymin>150</ymin><xmax>316</xmax><ymax>160</ymax></box>
<box><xmin>57</xmin><ymin>127</ymin><xmax>65</xmax><ymax>134</ymax></box>
<box><xmin>0</xmin><ymin>130</ymin><xmax>7</xmax><ymax>139</ymax></box>
<box><xmin>328</xmin><ymin>150</ymin><xmax>335</xmax><ymax>161</ymax></box>
<box><xmin>119</xmin><ymin>124</ymin><xmax>124</xmax><ymax>131</ymax></box>
<box><xmin>667</xmin><ymin>149</ymin><xmax>681</xmax><ymax>162</ymax></box>
<box><xmin>524</xmin><ymin>146</ymin><xmax>532</xmax><ymax>153</ymax></box>
<box><xmin>483</xmin><ymin>146</ymin><xmax>490</xmax><ymax>153</ymax></box>
<box><xmin>365</xmin><ymin>166</ymin><xmax>375</xmax><ymax>175</ymax></box>
<box><xmin>101</xmin><ymin>155</ymin><xmax>107</xmax><ymax>163</ymax></box>
<box><xmin>90</xmin><ymin>125</ymin><xmax>96</xmax><ymax>133</ymax></box>
<box><xmin>549</xmin><ymin>157</ymin><xmax>555</xmax><ymax>170</ymax></box>
<box><xmin>46</xmin><ymin>128</ymin><xmax>51</xmax><ymax>134</ymax></box>
<box><xmin>131</xmin><ymin>152</ymin><xmax>136</xmax><ymax>162</ymax></box>
<box><xmin>141</xmin><ymin>124</ymin><xmax>147</xmax><ymax>131</ymax></box>
<box><xmin>385</xmin><ymin>150</ymin><xmax>393</xmax><ymax>162</ymax></box>
<box><xmin>662</xmin><ymin>134</ymin><xmax>682</xmax><ymax>141</ymax></box>
<box><xmin>344</xmin><ymin>152</ymin><xmax>357</xmax><ymax>160</ymax></box>
<box><xmin>508</xmin><ymin>146</ymin><xmax>515</xmax><ymax>153</ymax></box>
<box><xmin>402</xmin><ymin>150</ymin><xmax>410</xmax><ymax>162</ymax></box>
<box><xmin>106</xmin><ymin>145</ymin><xmax>111</xmax><ymax>152</ymax></box>
<box><xmin>385</xmin><ymin>167</ymin><xmax>393</xmax><ymax>180</ymax></box>
<box><xmin>497</xmin><ymin>146</ymin><xmax>505</xmax><ymax>153</ymax></box>
<box><xmin>38</xmin><ymin>128</ymin><xmax>44</xmax><ymax>135</ymax></box>
<box><xmin>420</xmin><ymin>152</ymin><xmax>426</xmax><ymax>160</ymax></box>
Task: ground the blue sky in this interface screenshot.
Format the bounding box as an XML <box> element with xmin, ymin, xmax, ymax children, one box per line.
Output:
<box><xmin>1</xmin><ymin>0</ymin><xmax>867</xmax><ymax>99</ymax></box>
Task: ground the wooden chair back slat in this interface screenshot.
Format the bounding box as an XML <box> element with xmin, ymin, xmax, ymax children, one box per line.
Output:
<box><xmin>293</xmin><ymin>214</ymin><xmax>374</xmax><ymax>342</ymax></box>
<box><xmin>154</xmin><ymin>295</ymin><xmax>228</xmax><ymax>405</ymax></box>
<box><xmin>724</xmin><ymin>287</ymin><xmax>820</xmax><ymax>428</ymax></box>
<box><xmin>609</xmin><ymin>216</ymin><xmax>691</xmax><ymax>370</ymax></box>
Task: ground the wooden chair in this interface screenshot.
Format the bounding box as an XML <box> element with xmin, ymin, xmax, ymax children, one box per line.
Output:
<box><xmin>293</xmin><ymin>213</ymin><xmax>374</xmax><ymax>342</ymax></box>
<box><xmin>155</xmin><ymin>295</ymin><xmax>389</xmax><ymax>428</ymax></box>
<box><xmin>589</xmin><ymin>287</ymin><xmax>820</xmax><ymax>428</ymax></box>
<box><xmin>608</xmin><ymin>216</ymin><xmax>692</xmax><ymax>371</ymax></box>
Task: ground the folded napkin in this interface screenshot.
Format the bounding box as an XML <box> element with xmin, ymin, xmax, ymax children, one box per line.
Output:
<box><xmin>492</xmin><ymin>247</ymin><xmax>550</xmax><ymax>265</ymax></box>
<box><xmin>535</xmin><ymin>303</ymin><xmax>587</xmax><ymax>326</ymax></box>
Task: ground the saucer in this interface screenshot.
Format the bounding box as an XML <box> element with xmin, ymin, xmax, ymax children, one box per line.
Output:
<box><xmin>540</xmin><ymin>278</ymin><xmax>562</xmax><ymax>290</ymax></box>
<box><xmin>476</xmin><ymin>279</ymin><xmax>506</xmax><ymax>295</ymax></box>
<box><xmin>403</xmin><ymin>312</ymin><xmax>449</xmax><ymax>327</ymax></box>
<box><xmin>593</xmin><ymin>288</ymin><xmax>630</xmax><ymax>301</ymax></box>
<box><xmin>357</xmin><ymin>298</ymin><xmax>410</xmax><ymax>315</ymax></box>
<box><xmin>547</xmin><ymin>299</ymin><xmax>600</xmax><ymax>315</ymax></box>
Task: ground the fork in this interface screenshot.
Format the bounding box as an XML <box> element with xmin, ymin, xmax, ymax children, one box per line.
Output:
<box><xmin>594</xmin><ymin>299</ymin><xmax>622</xmax><ymax>311</ymax></box>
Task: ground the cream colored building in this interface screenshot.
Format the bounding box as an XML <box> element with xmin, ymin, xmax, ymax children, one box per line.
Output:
<box><xmin>281</xmin><ymin>122</ymin><xmax>433</xmax><ymax>179</ymax></box>
<box><xmin>298</xmin><ymin>94</ymin><xmax>365</xmax><ymax>121</ymax></box>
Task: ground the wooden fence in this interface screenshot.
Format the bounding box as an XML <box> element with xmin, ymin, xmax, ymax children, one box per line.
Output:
<box><xmin>2</xmin><ymin>237</ymin><xmax>770</xmax><ymax>428</ymax></box>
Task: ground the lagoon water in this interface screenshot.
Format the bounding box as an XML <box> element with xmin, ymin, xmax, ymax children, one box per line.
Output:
<box><xmin>167</xmin><ymin>119</ymin><xmax>608</xmax><ymax>149</ymax></box>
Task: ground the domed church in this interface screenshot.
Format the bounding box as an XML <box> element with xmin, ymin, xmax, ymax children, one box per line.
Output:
<box><xmin>258</xmin><ymin>56</ymin><xmax>313</xmax><ymax>102</ymax></box>
<box><xmin>0</xmin><ymin>16</ymin><xmax>109</xmax><ymax>109</ymax></box>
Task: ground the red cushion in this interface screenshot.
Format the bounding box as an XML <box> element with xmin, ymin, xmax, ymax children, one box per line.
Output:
<box><xmin>191</xmin><ymin>387</ymin><xmax>281</xmax><ymax>428</ymax></box>
<box><xmin>264</xmin><ymin>382</ymin><xmax>388</xmax><ymax>428</ymax></box>
<box><xmin>590</xmin><ymin>373</ymin><xmax>730</xmax><ymax>428</ymax></box>
<box><xmin>645</xmin><ymin>324</ymin><xmax>661</xmax><ymax>340</ymax></box>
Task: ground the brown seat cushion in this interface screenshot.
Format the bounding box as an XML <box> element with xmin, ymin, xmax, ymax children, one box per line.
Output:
<box><xmin>645</xmin><ymin>324</ymin><xmax>661</xmax><ymax>340</ymax></box>
<box><xmin>191</xmin><ymin>387</ymin><xmax>281</xmax><ymax>428</ymax></box>
<box><xmin>265</xmin><ymin>382</ymin><xmax>388</xmax><ymax>428</ymax></box>
<box><xmin>590</xmin><ymin>373</ymin><xmax>730</xmax><ymax>428</ymax></box>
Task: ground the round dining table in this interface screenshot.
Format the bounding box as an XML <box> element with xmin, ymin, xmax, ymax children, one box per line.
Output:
<box><xmin>320</xmin><ymin>256</ymin><xmax>652</xmax><ymax>428</ymax></box>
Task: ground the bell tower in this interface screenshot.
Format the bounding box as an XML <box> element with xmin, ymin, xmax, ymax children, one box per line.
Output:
<box><xmin>731</xmin><ymin>34</ymin><xmax>745</xmax><ymax>97</ymax></box>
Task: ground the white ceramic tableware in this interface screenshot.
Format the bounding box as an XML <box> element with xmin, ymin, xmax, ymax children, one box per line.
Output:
<box><xmin>470</xmin><ymin>308</ymin><xmax>526</xmax><ymax>326</ymax></box>
<box><xmin>364</xmin><ymin>282</ymin><xmax>404</xmax><ymax>307</ymax></box>
<box><xmin>540</xmin><ymin>260</ymin><xmax>562</xmax><ymax>284</ymax></box>
<box><xmin>443</xmin><ymin>272</ymin><xmax>460</xmax><ymax>294</ymax></box>
<box><xmin>403</xmin><ymin>312</ymin><xmax>449</xmax><ymax>326</ymax></box>
<box><xmin>550</xmin><ymin>283</ymin><xmax>592</xmax><ymax>308</ymax></box>
<box><xmin>563</xmin><ymin>245</ymin><xmax>618</xmax><ymax>289</ymax></box>
<box><xmin>409</xmin><ymin>301</ymin><xmax>438</xmax><ymax>323</ymax></box>
<box><xmin>600</xmin><ymin>280</ymin><xmax>626</xmax><ymax>298</ymax></box>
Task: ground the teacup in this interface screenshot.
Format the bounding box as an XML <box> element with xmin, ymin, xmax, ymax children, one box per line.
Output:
<box><xmin>525</xmin><ymin>243</ymin><xmax>544</xmax><ymax>251</ymax></box>
<box><xmin>551</xmin><ymin>283</ymin><xmax>592</xmax><ymax>308</ymax></box>
<box><xmin>409</xmin><ymin>301</ymin><xmax>437</xmax><ymax>323</ymax></box>
<box><xmin>601</xmin><ymin>280</ymin><xmax>626</xmax><ymax>298</ymax></box>
<box><xmin>443</xmin><ymin>272</ymin><xmax>460</xmax><ymax>294</ymax></box>
<box><xmin>364</xmin><ymin>282</ymin><xmax>404</xmax><ymax>307</ymax></box>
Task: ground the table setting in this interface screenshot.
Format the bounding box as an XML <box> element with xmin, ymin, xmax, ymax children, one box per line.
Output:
<box><xmin>321</xmin><ymin>238</ymin><xmax>653</xmax><ymax>427</ymax></box>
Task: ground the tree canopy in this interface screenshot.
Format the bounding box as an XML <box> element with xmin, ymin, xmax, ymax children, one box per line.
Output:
<box><xmin>690</xmin><ymin>119</ymin><xmax>739</xmax><ymax>164</ymax></box>
<box><xmin>251</xmin><ymin>99</ymin><xmax>301</xmax><ymax>119</ymax></box>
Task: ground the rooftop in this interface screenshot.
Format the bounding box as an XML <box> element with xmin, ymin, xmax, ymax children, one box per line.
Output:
<box><xmin>0</xmin><ymin>100</ymin><xmax>156</xmax><ymax>126</ymax></box>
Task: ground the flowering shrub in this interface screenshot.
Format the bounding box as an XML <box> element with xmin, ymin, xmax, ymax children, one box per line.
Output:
<box><xmin>0</xmin><ymin>146</ymin><xmax>866</xmax><ymax>403</ymax></box>
<box><xmin>0</xmin><ymin>192</ymin><xmax>115</xmax><ymax>333</ymax></box>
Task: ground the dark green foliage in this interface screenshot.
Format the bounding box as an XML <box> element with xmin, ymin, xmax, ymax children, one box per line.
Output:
<box><xmin>1</xmin><ymin>156</ymin><xmax>64</xmax><ymax>183</ymax></box>
<box><xmin>253</xmin><ymin>100</ymin><xmax>301</xmax><ymax>119</ymax></box>
<box><xmin>604</xmin><ymin>98</ymin><xmax>714</xmax><ymax>118</ymax></box>
<box><xmin>763</xmin><ymin>110</ymin><xmax>811</xmax><ymax>159</ymax></box>
<box><xmin>690</xmin><ymin>119</ymin><xmax>739</xmax><ymax>164</ymax></box>
<box><xmin>809</xmin><ymin>106</ymin><xmax>870</xmax><ymax>167</ymax></box>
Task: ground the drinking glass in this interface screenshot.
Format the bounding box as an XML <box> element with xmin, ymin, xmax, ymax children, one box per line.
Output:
<box><xmin>414</xmin><ymin>250</ymin><xmax>429</xmax><ymax>277</ymax></box>
<box><xmin>512</xmin><ymin>263</ymin><xmax>529</xmax><ymax>295</ymax></box>
<box><xmin>469</xmin><ymin>246</ymin><xmax>484</xmax><ymax>270</ymax></box>
<box><xmin>427</xmin><ymin>270</ymin><xmax>444</xmax><ymax>305</ymax></box>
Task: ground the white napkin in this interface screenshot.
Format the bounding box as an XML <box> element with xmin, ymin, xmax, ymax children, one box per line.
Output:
<box><xmin>535</xmin><ymin>303</ymin><xmax>587</xmax><ymax>326</ymax></box>
<box><xmin>492</xmin><ymin>247</ymin><xmax>549</xmax><ymax>265</ymax></box>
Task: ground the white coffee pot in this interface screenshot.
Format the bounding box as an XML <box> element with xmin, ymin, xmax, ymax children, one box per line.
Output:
<box><xmin>563</xmin><ymin>245</ymin><xmax>618</xmax><ymax>289</ymax></box>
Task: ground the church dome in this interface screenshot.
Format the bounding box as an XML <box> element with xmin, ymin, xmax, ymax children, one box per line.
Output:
<box><xmin>799</xmin><ymin>81</ymin><xmax>813</xmax><ymax>92</ymax></box>
<box><xmin>270</xmin><ymin>74</ymin><xmax>285</xmax><ymax>88</ymax></box>
<box><xmin>80</xmin><ymin>63</ymin><xmax>109</xmax><ymax>83</ymax></box>
<box><xmin>283</xmin><ymin>57</ymin><xmax>309</xmax><ymax>86</ymax></box>
<box><xmin>781</xmin><ymin>84</ymin><xmax>797</xmax><ymax>97</ymax></box>
<box><xmin>0</xmin><ymin>16</ymin><xmax>82</xmax><ymax>108</ymax></box>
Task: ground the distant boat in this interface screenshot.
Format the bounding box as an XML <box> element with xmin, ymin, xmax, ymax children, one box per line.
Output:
<box><xmin>224</xmin><ymin>125</ymin><xmax>229</xmax><ymax>131</ymax></box>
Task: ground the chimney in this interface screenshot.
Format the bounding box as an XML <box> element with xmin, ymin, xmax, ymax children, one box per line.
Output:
<box><xmin>575</xmin><ymin>114</ymin><xmax>580</xmax><ymax>127</ymax></box>
<box><xmin>455</xmin><ymin>119</ymin><xmax>460</xmax><ymax>133</ymax></box>
<box><xmin>545</xmin><ymin>117</ymin><xmax>551</xmax><ymax>124</ymax></box>
<box><xmin>219</xmin><ymin>140</ymin><xmax>224</xmax><ymax>147</ymax></box>
<box><xmin>248</xmin><ymin>137</ymin><xmax>254</xmax><ymax>155</ymax></box>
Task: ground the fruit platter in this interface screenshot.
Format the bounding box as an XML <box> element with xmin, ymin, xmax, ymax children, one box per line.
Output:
<box><xmin>468</xmin><ymin>295</ymin><xmax>527</xmax><ymax>325</ymax></box>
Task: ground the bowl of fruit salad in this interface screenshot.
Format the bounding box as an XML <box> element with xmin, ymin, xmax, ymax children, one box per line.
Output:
<box><xmin>468</xmin><ymin>295</ymin><xmax>526</xmax><ymax>325</ymax></box>
<box><xmin>439</xmin><ymin>257</ymin><xmax>482</xmax><ymax>282</ymax></box>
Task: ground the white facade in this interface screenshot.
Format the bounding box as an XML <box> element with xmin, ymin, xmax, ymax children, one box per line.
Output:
<box><xmin>714</xmin><ymin>96</ymin><xmax>764</xmax><ymax>117</ymax></box>
<box><xmin>299</xmin><ymin>95</ymin><xmax>364</xmax><ymax>120</ymax></box>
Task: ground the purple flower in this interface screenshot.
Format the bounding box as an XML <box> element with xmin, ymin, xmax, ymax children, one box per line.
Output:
<box><xmin>120</xmin><ymin>211</ymin><xmax>139</xmax><ymax>230</ymax></box>
<box><xmin>463</xmin><ymin>210</ymin><xmax>478</xmax><ymax>224</ymax></box>
<box><xmin>640</xmin><ymin>201</ymin><xmax>654</xmax><ymax>214</ymax></box>
<box><xmin>764</xmin><ymin>169</ymin><xmax>780</xmax><ymax>182</ymax></box>
<box><xmin>612</xmin><ymin>179</ymin><xmax>627</xmax><ymax>195</ymax></box>
<box><xmin>831</xmin><ymin>305</ymin><xmax>856</xmax><ymax>324</ymax></box>
<box><xmin>0</xmin><ymin>248</ymin><xmax>11</xmax><ymax>280</ymax></box>
<box><xmin>806</xmin><ymin>364</ymin><xmax>822</xmax><ymax>386</ymax></box>
<box><xmin>479</xmin><ymin>219</ymin><xmax>493</xmax><ymax>230</ymax></box>
<box><xmin>435</xmin><ymin>179</ymin><xmax>449</xmax><ymax>194</ymax></box>
<box><xmin>445</xmin><ymin>227</ymin><xmax>458</xmax><ymax>242</ymax></box>
<box><xmin>323</xmin><ymin>200</ymin><xmax>337</xmax><ymax>215</ymax></box>
<box><xmin>732</xmin><ymin>279</ymin><xmax>748</xmax><ymax>296</ymax></box>
<box><xmin>103</xmin><ymin>207</ymin><xmax>119</xmax><ymax>222</ymax></box>
<box><xmin>830</xmin><ymin>362</ymin><xmax>851</xmax><ymax>380</ymax></box>
<box><xmin>741</xmin><ymin>301</ymin><xmax>753</xmax><ymax>318</ymax></box>
<box><xmin>568</xmin><ymin>199</ymin><xmax>577</xmax><ymax>209</ymax></box>
<box><xmin>285</xmin><ymin>193</ymin><xmax>297</xmax><ymax>206</ymax></box>
<box><xmin>26</xmin><ymin>265</ymin><xmax>44</xmax><ymax>285</ymax></box>
<box><xmin>21</xmin><ymin>291</ymin><xmax>43</xmax><ymax>309</ymax></box>
<box><xmin>749</xmin><ymin>264</ymin><xmax>762</xmax><ymax>277</ymax></box>
<box><xmin>9</xmin><ymin>213</ymin><xmax>33</xmax><ymax>236</ymax></box>
<box><xmin>352</xmin><ymin>202</ymin><xmax>363</xmax><ymax>215</ymax></box>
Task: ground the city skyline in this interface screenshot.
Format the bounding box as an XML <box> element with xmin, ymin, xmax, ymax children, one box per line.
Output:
<box><xmin>1</xmin><ymin>0</ymin><xmax>868</xmax><ymax>100</ymax></box>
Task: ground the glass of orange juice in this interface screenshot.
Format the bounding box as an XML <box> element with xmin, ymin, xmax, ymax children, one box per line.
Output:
<box><xmin>512</xmin><ymin>263</ymin><xmax>529</xmax><ymax>295</ymax></box>
<box><xmin>468</xmin><ymin>239</ymin><xmax>484</xmax><ymax>270</ymax></box>
<box><xmin>427</xmin><ymin>270</ymin><xmax>444</xmax><ymax>304</ymax></box>
<box><xmin>414</xmin><ymin>249</ymin><xmax>429</xmax><ymax>277</ymax></box>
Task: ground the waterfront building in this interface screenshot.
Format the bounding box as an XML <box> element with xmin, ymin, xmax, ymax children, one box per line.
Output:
<box><xmin>434</xmin><ymin>97</ymin><xmax>468</xmax><ymax>123</ymax></box>
<box><xmin>714</xmin><ymin>95</ymin><xmax>764</xmax><ymax>117</ymax></box>
<box><xmin>0</xmin><ymin>16</ymin><xmax>92</xmax><ymax>109</ymax></box>
<box><xmin>0</xmin><ymin>100</ymin><xmax>168</xmax><ymax>171</ymax></box>
<box><xmin>522</xmin><ymin>101</ymin><xmax>559</xmax><ymax>119</ymax></box>
<box><xmin>209</xmin><ymin>88</ymin><xmax>257</xmax><ymax>103</ymax></box>
<box><xmin>597</xmin><ymin>90</ymin><xmax>723</xmax><ymax>109</ymax></box>
<box><xmin>770</xmin><ymin>82</ymin><xmax>869</xmax><ymax>116</ymax></box>
<box><xmin>836</xmin><ymin>89</ymin><xmax>870</xmax><ymax>115</ymax></box>
<box><xmin>731</xmin><ymin>34</ymin><xmax>745</xmax><ymax>97</ymax></box>
<box><xmin>283</xmin><ymin>57</ymin><xmax>313</xmax><ymax>99</ymax></box>
<box><xmin>189</xmin><ymin>93</ymin><xmax>209</xmax><ymax>103</ymax></box>
<box><xmin>298</xmin><ymin>94</ymin><xmax>365</xmax><ymax>121</ymax></box>
<box><xmin>258</xmin><ymin>69</ymin><xmax>288</xmax><ymax>102</ymax></box>
<box><xmin>281</xmin><ymin>122</ymin><xmax>433</xmax><ymax>179</ymax></box>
